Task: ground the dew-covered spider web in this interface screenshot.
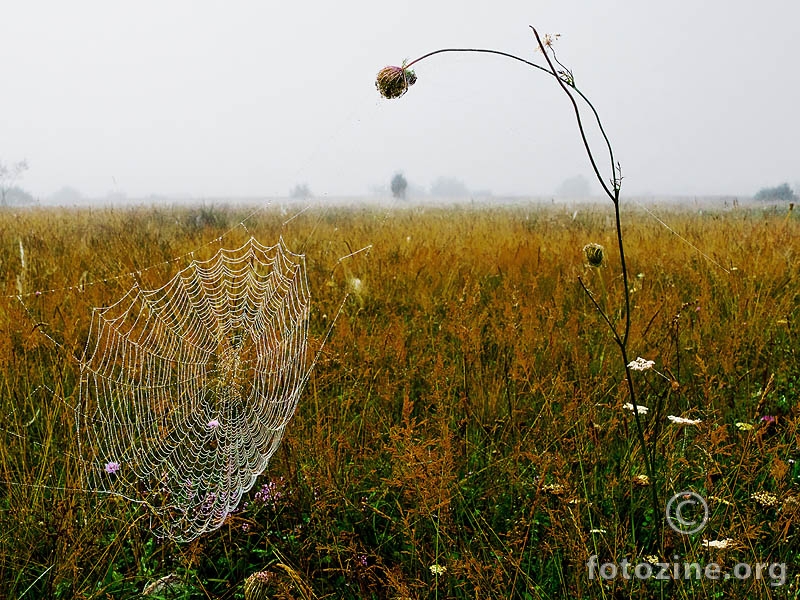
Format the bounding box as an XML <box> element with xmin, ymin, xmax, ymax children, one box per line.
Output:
<box><xmin>77</xmin><ymin>236</ymin><xmax>310</xmax><ymax>542</ymax></box>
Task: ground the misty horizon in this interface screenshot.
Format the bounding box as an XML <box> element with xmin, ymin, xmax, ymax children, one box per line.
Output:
<box><xmin>2</xmin><ymin>1</ymin><xmax>798</xmax><ymax>201</ymax></box>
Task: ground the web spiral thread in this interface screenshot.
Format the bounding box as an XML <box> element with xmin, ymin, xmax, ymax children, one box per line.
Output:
<box><xmin>77</xmin><ymin>237</ymin><xmax>310</xmax><ymax>542</ymax></box>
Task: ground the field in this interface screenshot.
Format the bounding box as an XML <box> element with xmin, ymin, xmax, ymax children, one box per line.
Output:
<box><xmin>0</xmin><ymin>201</ymin><xmax>798</xmax><ymax>598</ymax></box>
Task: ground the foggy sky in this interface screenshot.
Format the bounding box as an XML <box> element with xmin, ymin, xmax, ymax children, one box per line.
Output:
<box><xmin>2</xmin><ymin>1</ymin><xmax>798</xmax><ymax>200</ymax></box>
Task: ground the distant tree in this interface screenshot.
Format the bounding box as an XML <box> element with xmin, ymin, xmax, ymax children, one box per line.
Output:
<box><xmin>289</xmin><ymin>183</ymin><xmax>312</xmax><ymax>200</ymax></box>
<box><xmin>3</xmin><ymin>186</ymin><xmax>35</xmax><ymax>205</ymax></box>
<box><xmin>556</xmin><ymin>174</ymin><xmax>591</xmax><ymax>197</ymax></box>
<box><xmin>754</xmin><ymin>182</ymin><xmax>797</xmax><ymax>202</ymax></box>
<box><xmin>0</xmin><ymin>159</ymin><xmax>28</xmax><ymax>206</ymax></box>
<box><xmin>390</xmin><ymin>172</ymin><xmax>408</xmax><ymax>199</ymax></box>
<box><xmin>430</xmin><ymin>176</ymin><xmax>468</xmax><ymax>197</ymax></box>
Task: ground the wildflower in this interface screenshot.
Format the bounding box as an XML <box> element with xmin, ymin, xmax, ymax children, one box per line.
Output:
<box><xmin>760</xmin><ymin>415</ymin><xmax>777</xmax><ymax>424</ymax></box>
<box><xmin>642</xmin><ymin>555</ymin><xmax>660</xmax><ymax>565</ymax></box>
<box><xmin>254</xmin><ymin>478</ymin><xmax>284</xmax><ymax>505</ymax></box>
<box><xmin>376</xmin><ymin>65</ymin><xmax>417</xmax><ymax>99</ymax></box>
<box><xmin>429</xmin><ymin>564</ymin><xmax>447</xmax><ymax>576</ymax></box>
<box><xmin>667</xmin><ymin>415</ymin><xmax>702</xmax><ymax>426</ymax></box>
<box><xmin>632</xmin><ymin>474</ymin><xmax>651</xmax><ymax>486</ymax></box>
<box><xmin>104</xmin><ymin>461</ymin><xmax>121</xmax><ymax>475</ymax></box>
<box><xmin>735</xmin><ymin>422</ymin><xmax>754</xmax><ymax>431</ymax></box>
<box><xmin>207</xmin><ymin>419</ymin><xmax>220</xmax><ymax>429</ymax></box>
<box><xmin>355</xmin><ymin>554</ymin><xmax>368</xmax><ymax>567</ymax></box>
<box><xmin>590</xmin><ymin>528</ymin><xmax>607</xmax><ymax>534</ymax></box>
<box><xmin>751</xmin><ymin>491</ymin><xmax>779</xmax><ymax>508</ymax></box>
<box><xmin>540</xmin><ymin>32</ymin><xmax>561</xmax><ymax>49</ymax></box>
<box><xmin>582</xmin><ymin>243</ymin><xmax>605</xmax><ymax>267</ymax></box>
<box><xmin>623</xmin><ymin>402</ymin><xmax>649</xmax><ymax>415</ymax></box>
<box><xmin>702</xmin><ymin>538</ymin><xmax>734</xmax><ymax>549</ymax></box>
<box><xmin>627</xmin><ymin>357</ymin><xmax>655</xmax><ymax>372</ymax></box>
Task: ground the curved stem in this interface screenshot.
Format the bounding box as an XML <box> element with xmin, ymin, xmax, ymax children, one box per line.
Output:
<box><xmin>405</xmin><ymin>45</ymin><xmax>620</xmax><ymax>200</ymax></box>
<box><xmin>573</xmin><ymin>88</ymin><xmax>619</xmax><ymax>194</ymax></box>
<box><xmin>578</xmin><ymin>276</ymin><xmax>621</xmax><ymax>345</ymax></box>
<box><xmin>528</xmin><ymin>28</ymin><xmax>615</xmax><ymax>201</ymax></box>
<box><xmin>405</xmin><ymin>48</ymin><xmax>551</xmax><ymax>75</ymax></box>
<box><xmin>549</xmin><ymin>47</ymin><xmax>618</xmax><ymax>190</ymax></box>
<box><xmin>614</xmin><ymin>200</ymin><xmax>633</xmax><ymax>348</ymax></box>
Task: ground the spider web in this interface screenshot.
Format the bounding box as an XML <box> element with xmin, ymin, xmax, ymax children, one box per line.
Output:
<box><xmin>77</xmin><ymin>236</ymin><xmax>310</xmax><ymax>542</ymax></box>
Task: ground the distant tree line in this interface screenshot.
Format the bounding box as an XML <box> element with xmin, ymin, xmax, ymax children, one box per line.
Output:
<box><xmin>754</xmin><ymin>182</ymin><xmax>797</xmax><ymax>202</ymax></box>
<box><xmin>387</xmin><ymin>172</ymin><xmax>480</xmax><ymax>200</ymax></box>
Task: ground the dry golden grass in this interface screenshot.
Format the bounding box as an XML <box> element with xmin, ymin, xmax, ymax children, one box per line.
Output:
<box><xmin>0</xmin><ymin>201</ymin><xmax>797</xmax><ymax>598</ymax></box>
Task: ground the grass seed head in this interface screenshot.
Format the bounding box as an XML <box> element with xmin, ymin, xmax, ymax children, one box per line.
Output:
<box><xmin>376</xmin><ymin>65</ymin><xmax>417</xmax><ymax>99</ymax></box>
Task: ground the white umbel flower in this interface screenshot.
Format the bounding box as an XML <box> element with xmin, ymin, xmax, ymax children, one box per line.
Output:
<box><xmin>623</xmin><ymin>402</ymin><xmax>649</xmax><ymax>415</ymax></box>
<box><xmin>667</xmin><ymin>415</ymin><xmax>702</xmax><ymax>426</ymax></box>
<box><xmin>627</xmin><ymin>357</ymin><xmax>655</xmax><ymax>371</ymax></box>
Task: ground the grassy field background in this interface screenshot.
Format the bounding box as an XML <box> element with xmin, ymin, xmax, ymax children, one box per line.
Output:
<box><xmin>0</xmin><ymin>201</ymin><xmax>798</xmax><ymax>598</ymax></box>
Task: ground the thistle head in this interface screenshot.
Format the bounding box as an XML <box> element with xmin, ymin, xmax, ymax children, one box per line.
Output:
<box><xmin>376</xmin><ymin>65</ymin><xmax>417</xmax><ymax>99</ymax></box>
<box><xmin>583</xmin><ymin>243</ymin><xmax>605</xmax><ymax>267</ymax></box>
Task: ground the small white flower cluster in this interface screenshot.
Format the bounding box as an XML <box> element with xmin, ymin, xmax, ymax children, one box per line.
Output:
<box><xmin>590</xmin><ymin>528</ymin><xmax>607</xmax><ymax>534</ymax></box>
<box><xmin>623</xmin><ymin>402</ymin><xmax>649</xmax><ymax>415</ymax></box>
<box><xmin>627</xmin><ymin>357</ymin><xmax>655</xmax><ymax>371</ymax></box>
<box><xmin>667</xmin><ymin>415</ymin><xmax>702</xmax><ymax>426</ymax></box>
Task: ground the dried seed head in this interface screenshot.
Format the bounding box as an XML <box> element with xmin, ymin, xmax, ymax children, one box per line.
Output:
<box><xmin>583</xmin><ymin>243</ymin><xmax>605</xmax><ymax>267</ymax></box>
<box><xmin>376</xmin><ymin>65</ymin><xmax>417</xmax><ymax>99</ymax></box>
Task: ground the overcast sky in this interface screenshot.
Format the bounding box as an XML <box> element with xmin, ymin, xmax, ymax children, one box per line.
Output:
<box><xmin>1</xmin><ymin>1</ymin><xmax>798</xmax><ymax>200</ymax></box>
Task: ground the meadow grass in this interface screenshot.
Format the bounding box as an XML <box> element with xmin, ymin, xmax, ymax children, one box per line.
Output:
<box><xmin>0</xmin><ymin>201</ymin><xmax>797</xmax><ymax>598</ymax></box>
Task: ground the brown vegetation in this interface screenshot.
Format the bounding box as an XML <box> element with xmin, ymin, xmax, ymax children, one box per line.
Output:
<box><xmin>0</xmin><ymin>202</ymin><xmax>797</xmax><ymax>598</ymax></box>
